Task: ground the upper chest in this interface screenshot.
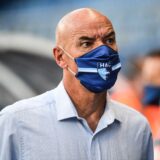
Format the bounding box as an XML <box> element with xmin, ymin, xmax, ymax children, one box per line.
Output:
<box><xmin>17</xmin><ymin>113</ymin><xmax>142</xmax><ymax>160</ymax></box>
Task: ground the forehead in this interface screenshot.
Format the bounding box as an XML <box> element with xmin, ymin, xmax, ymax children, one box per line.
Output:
<box><xmin>143</xmin><ymin>57</ymin><xmax>160</xmax><ymax>71</ymax></box>
<box><xmin>142</xmin><ymin>57</ymin><xmax>160</xmax><ymax>81</ymax></box>
<box><xmin>68</xmin><ymin>17</ymin><xmax>114</xmax><ymax>40</ymax></box>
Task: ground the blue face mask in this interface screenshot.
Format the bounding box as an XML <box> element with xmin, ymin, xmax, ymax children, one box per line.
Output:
<box><xmin>60</xmin><ymin>45</ymin><xmax>121</xmax><ymax>93</ymax></box>
<box><xmin>142</xmin><ymin>85</ymin><xmax>160</xmax><ymax>106</ymax></box>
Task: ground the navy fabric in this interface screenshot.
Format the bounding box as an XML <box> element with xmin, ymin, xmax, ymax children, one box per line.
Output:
<box><xmin>143</xmin><ymin>85</ymin><xmax>160</xmax><ymax>106</ymax></box>
<box><xmin>76</xmin><ymin>45</ymin><xmax>118</xmax><ymax>58</ymax></box>
<box><xmin>74</xmin><ymin>45</ymin><xmax>121</xmax><ymax>93</ymax></box>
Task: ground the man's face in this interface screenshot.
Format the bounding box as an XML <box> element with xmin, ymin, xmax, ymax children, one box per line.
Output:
<box><xmin>62</xmin><ymin>15</ymin><xmax>117</xmax><ymax>73</ymax></box>
<box><xmin>142</xmin><ymin>57</ymin><xmax>160</xmax><ymax>86</ymax></box>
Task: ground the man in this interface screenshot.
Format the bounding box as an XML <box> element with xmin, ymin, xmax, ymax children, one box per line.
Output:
<box><xmin>141</xmin><ymin>49</ymin><xmax>160</xmax><ymax>159</ymax></box>
<box><xmin>140</xmin><ymin>49</ymin><xmax>160</xmax><ymax>139</ymax></box>
<box><xmin>0</xmin><ymin>8</ymin><xmax>153</xmax><ymax>160</ymax></box>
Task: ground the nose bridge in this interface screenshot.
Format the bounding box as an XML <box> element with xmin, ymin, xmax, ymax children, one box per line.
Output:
<box><xmin>95</xmin><ymin>38</ymin><xmax>104</xmax><ymax>47</ymax></box>
<box><xmin>95</xmin><ymin>38</ymin><xmax>118</xmax><ymax>51</ymax></box>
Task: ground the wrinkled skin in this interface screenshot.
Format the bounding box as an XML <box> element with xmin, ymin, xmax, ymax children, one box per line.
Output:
<box><xmin>53</xmin><ymin>8</ymin><xmax>118</xmax><ymax>131</ymax></box>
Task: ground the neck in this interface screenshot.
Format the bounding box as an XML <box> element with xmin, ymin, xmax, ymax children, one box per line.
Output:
<box><xmin>63</xmin><ymin>77</ymin><xmax>107</xmax><ymax>132</ymax></box>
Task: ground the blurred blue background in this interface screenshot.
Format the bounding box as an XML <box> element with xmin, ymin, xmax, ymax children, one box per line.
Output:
<box><xmin>0</xmin><ymin>0</ymin><xmax>160</xmax><ymax>108</ymax></box>
<box><xmin>0</xmin><ymin>0</ymin><xmax>159</xmax><ymax>53</ymax></box>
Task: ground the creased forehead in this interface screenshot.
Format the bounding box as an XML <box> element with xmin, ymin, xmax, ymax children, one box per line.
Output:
<box><xmin>55</xmin><ymin>8</ymin><xmax>112</xmax><ymax>46</ymax></box>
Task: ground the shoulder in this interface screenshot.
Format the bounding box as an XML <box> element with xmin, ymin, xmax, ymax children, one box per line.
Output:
<box><xmin>0</xmin><ymin>89</ymin><xmax>56</xmax><ymax>118</ymax></box>
<box><xmin>0</xmin><ymin>88</ymin><xmax>61</xmax><ymax>142</ymax></box>
<box><xmin>109</xmin><ymin>100</ymin><xmax>153</xmax><ymax>159</ymax></box>
<box><xmin>110</xmin><ymin>99</ymin><xmax>150</xmax><ymax>129</ymax></box>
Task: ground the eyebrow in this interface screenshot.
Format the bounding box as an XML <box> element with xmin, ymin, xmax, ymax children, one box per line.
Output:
<box><xmin>103</xmin><ymin>31</ymin><xmax>115</xmax><ymax>38</ymax></box>
<box><xmin>78</xmin><ymin>31</ymin><xmax>115</xmax><ymax>41</ymax></box>
<box><xmin>79</xmin><ymin>36</ymin><xmax>95</xmax><ymax>41</ymax></box>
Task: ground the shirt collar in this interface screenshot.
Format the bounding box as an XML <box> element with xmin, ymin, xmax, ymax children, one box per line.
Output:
<box><xmin>53</xmin><ymin>82</ymin><xmax>122</xmax><ymax>123</ymax></box>
<box><xmin>93</xmin><ymin>96</ymin><xmax>122</xmax><ymax>134</ymax></box>
<box><xmin>107</xmin><ymin>96</ymin><xmax>123</xmax><ymax>123</ymax></box>
<box><xmin>53</xmin><ymin>81</ymin><xmax>78</xmax><ymax>121</ymax></box>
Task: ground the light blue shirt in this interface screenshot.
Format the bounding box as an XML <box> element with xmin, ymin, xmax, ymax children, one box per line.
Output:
<box><xmin>0</xmin><ymin>82</ymin><xmax>153</xmax><ymax>160</ymax></box>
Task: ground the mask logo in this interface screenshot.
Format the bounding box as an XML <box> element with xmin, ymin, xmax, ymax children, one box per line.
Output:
<box><xmin>97</xmin><ymin>62</ymin><xmax>112</xmax><ymax>80</ymax></box>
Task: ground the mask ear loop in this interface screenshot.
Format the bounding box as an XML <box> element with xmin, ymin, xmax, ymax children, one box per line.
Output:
<box><xmin>58</xmin><ymin>46</ymin><xmax>74</xmax><ymax>60</ymax></box>
<box><xmin>67</xmin><ymin>67</ymin><xmax>76</xmax><ymax>76</ymax></box>
<box><xmin>58</xmin><ymin>46</ymin><xmax>76</xmax><ymax>76</ymax></box>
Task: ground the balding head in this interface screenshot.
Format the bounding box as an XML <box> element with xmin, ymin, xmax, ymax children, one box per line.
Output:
<box><xmin>53</xmin><ymin>8</ymin><xmax>117</xmax><ymax>94</ymax></box>
<box><xmin>53</xmin><ymin>7</ymin><xmax>117</xmax><ymax>69</ymax></box>
<box><xmin>55</xmin><ymin>8</ymin><xmax>112</xmax><ymax>47</ymax></box>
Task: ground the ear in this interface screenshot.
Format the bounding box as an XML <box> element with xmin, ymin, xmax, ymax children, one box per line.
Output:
<box><xmin>53</xmin><ymin>47</ymin><xmax>67</xmax><ymax>69</ymax></box>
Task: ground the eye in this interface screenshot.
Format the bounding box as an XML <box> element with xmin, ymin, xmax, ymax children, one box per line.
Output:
<box><xmin>105</xmin><ymin>37</ymin><xmax>115</xmax><ymax>45</ymax></box>
<box><xmin>80</xmin><ymin>41</ymin><xmax>92</xmax><ymax>48</ymax></box>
